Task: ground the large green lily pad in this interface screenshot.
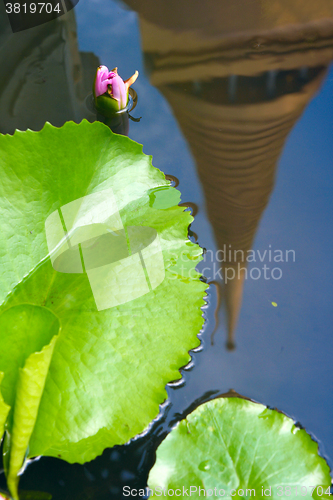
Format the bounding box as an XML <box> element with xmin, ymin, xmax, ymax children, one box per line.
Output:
<box><xmin>0</xmin><ymin>120</ymin><xmax>206</xmax><ymax>498</ymax></box>
<box><xmin>148</xmin><ymin>398</ymin><xmax>331</xmax><ymax>499</ymax></box>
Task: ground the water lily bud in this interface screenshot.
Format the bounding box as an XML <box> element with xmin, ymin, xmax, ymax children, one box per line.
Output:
<box><xmin>93</xmin><ymin>65</ymin><xmax>138</xmax><ymax>117</ymax></box>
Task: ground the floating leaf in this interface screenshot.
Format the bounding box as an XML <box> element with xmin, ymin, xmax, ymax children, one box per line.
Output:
<box><xmin>0</xmin><ymin>120</ymin><xmax>206</xmax><ymax>498</ymax></box>
<box><xmin>148</xmin><ymin>398</ymin><xmax>331</xmax><ymax>499</ymax></box>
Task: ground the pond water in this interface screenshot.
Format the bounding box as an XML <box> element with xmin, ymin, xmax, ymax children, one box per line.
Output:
<box><xmin>0</xmin><ymin>1</ymin><xmax>333</xmax><ymax>498</ymax></box>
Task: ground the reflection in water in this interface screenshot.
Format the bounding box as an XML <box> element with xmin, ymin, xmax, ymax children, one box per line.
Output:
<box><xmin>178</xmin><ymin>201</ymin><xmax>198</xmax><ymax>217</ymax></box>
<box><xmin>163</xmin><ymin>71</ymin><xmax>326</xmax><ymax>348</ymax></box>
<box><xmin>0</xmin><ymin>0</ymin><xmax>140</xmax><ymax>137</ymax></box>
<box><xmin>0</xmin><ymin>3</ymin><xmax>99</xmax><ymax>133</ymax></box>
<box><xmin>125</xmin><ymin>0</ymin><xmax>333</xmax><ymax>346</ymax></box>
<box><xmin>85</xmin><ymin>86</ymin><xmax>140</xmax><ymax>135</ymax></box>
<box><xmin>165</xmin><ymin>174</ymin><xmax>179</xmax><ymax>187</ymax></box>
<box><xmin>0</xmin><ymin>2</ymin><xmax>332</xmax><ymax>497</ymax></box>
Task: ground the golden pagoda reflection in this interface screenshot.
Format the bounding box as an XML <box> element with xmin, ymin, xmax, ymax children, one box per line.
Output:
<box><xmin>125</xmin><ymin>0</ymin><xmax>333</xmax><ymax>347</ymax></box>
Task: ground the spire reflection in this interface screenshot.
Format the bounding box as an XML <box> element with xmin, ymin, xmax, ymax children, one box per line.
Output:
<box><xmin>124</xmin><ymin>0</ymin><xmax>333</xmax><ymax>346</ymax></box>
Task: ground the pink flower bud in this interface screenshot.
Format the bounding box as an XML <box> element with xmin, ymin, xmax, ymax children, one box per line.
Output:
<box><xmin>93</xmin><ymin>65</ymin><xmax>138</xmax><ymax>116</ymax></box>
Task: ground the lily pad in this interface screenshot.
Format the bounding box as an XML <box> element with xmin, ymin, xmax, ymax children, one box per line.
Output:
<box><xmin>148</xmin><ymin>398</ymin><xmax>331</xmax><ymax>499</ymax></box>
<box><xmin>0</xmin><ymin>120</ymin><xmax>206</xmax><ymax>498</ymax></box>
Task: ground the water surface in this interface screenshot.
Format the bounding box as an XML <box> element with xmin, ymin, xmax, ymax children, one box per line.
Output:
<box><xmin>0</xmin><ymin>1</ymin><xmax>332</xmax><ymax>498</ymax></box>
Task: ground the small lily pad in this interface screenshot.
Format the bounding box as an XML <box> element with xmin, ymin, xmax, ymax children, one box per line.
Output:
<box><xmin>148</xmin><ymin>398</ymin><xmax>331</xmax><ymax>499</ymax></box>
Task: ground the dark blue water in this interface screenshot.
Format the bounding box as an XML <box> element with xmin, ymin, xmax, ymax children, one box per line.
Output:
<box><xmin>0</xmin><ymin>1</ymin><xmax>333</xmax><ymax>498</ymax></box>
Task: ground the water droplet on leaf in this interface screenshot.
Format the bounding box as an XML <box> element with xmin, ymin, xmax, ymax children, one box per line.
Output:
<box><xmin>198</xmin><ymin>460</ymin><xmax>210</xmax><ymax>471</ymax></box>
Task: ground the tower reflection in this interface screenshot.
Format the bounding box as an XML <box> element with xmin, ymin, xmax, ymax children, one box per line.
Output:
<box><xmin>125</xmin><ymin>0</ymin><xmax>333</xmax><ymax>346</ymax></box>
